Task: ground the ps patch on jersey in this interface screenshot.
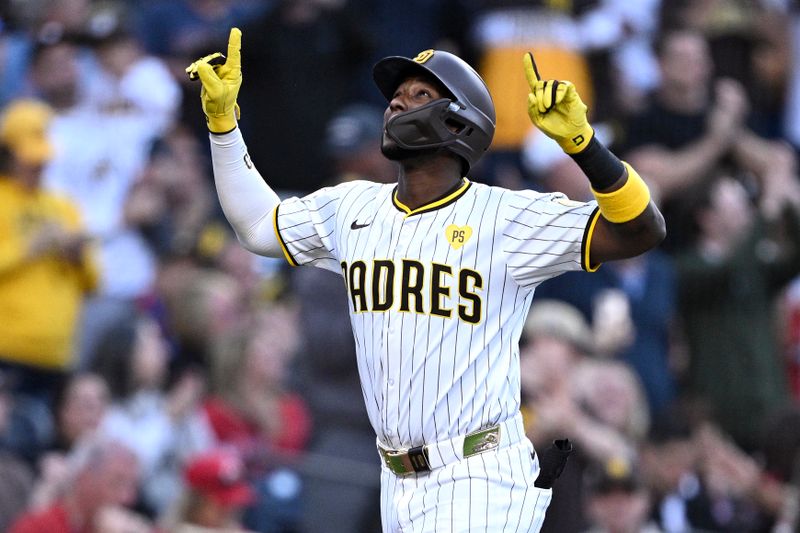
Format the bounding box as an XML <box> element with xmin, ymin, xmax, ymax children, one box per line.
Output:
<box><xmin>445</xmin><ymin>224</ymin><xmax>472</xmax><ymax>250</ymax></box>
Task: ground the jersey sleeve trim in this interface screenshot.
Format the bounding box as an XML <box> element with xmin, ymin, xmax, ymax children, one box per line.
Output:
<box><xmin>272</xmin><ymin>204</ymin><xmax>299</xmax><ymax>267</ymax></box>
<box><xmin>581</xmin><ymin>207</ymin><xmax>602</xmax><ymax>272</ymax></box>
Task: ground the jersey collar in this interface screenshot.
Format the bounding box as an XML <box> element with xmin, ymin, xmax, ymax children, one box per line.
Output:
<box><xmin>392</xmin><ymin>178</ymin><xmax>471</xmax><ymax>217</ymax></box>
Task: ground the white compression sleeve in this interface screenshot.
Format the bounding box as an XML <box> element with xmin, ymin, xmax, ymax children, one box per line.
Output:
<box><xmin>209</xmin><ymin>129</ymin><xmax>283</xmax><ymax>257</ymax></box>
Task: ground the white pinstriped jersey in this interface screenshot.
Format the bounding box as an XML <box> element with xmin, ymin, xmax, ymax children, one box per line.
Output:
<box><xmin>274</xmin><ymin>178</ymin><xmax>599</xmax><ymax>449</ymax></box>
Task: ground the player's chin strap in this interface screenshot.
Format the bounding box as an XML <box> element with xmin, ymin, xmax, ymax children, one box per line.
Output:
<box><xmin>385</xmin><ymin>98</ymin><xmax>465</xmax><ymax>150</ymax></box>
<box><xmin>534</xmin><ymin>438</ymin><xmax>573</xmax><ymax>489</ymax></box>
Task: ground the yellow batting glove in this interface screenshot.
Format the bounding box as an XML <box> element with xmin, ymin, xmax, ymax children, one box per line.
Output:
<box><xmin>185</xmin><ymin>28</ymin><xmax>242</xmax><ymax>133</ymax></box>
<box><xmin>523</xmin><ymin>52</ymin><xmax>594</xmax><ymax>154</ymax></box>
<box><xmin>185</xmin><ymin>52</ymin><xmax>225</xmax><ymax>81</ymax></box>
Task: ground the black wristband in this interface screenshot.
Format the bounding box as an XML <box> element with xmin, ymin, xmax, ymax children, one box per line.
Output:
<box><xmin>569</xmin><ymin>136</ymin><xmax>625</xmax><ymax>191</ymax></box>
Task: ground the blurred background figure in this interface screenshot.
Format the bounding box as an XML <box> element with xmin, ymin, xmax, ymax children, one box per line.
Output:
<box><xmin>49</xmin><ymin>372</ymin><xmax>110</xmax><ymax>454</ymax></box>
<box><xmin>758</xmin><ymin>405</ymin><xmax>800</xmax><ymax>531</ymax></box>
<box><xmin>92</xmin><ymin>311</ymin><xmax>214</xmax><ymax>517</ymax></box>
<box><xmin>125</xmin><ymin>125</ymin><xmax>216</xmax><ymax>259</ymax></box>
<box><xmin>0</xmin><ymin>372</ymin><xmax>35</xmax><ymax>532</ymax></box>
<box><xmin>162</xmin><ymin>448</ymin><xmax>257</xmax><ymax>533</ymax></box>
<box><xmin>159</xmin><ymin>264</ymin><xmax>249</xmax><ymax>374</ymax></box>
<box><xmin>31</xmin><ymin>7</ymin><xmax>182</xmax><ymax>371</ymax></box>
<box><xmin>9</xmin><ymin>436</ymin><xmax>152</xmax><ymax>533</ymax></box>
<box><xmin>638</xmin><ymin>400</ymin><xmax>783</xmax><ymax>532</ymax></box>
<box><xmin>26</xmin><ymin>372</ymin><xmax>110</xmax><ymax>512</ymax></box>
<box><xmin>582</xmin><ymin>458</ymin><xmax>661</xmax><ymax>533</ymax></box>
<box><xmin>786</xmin><ymin>1</ymin><xmax>800</xmax><ymax>148</ymax></box>
<box><xmin>675</xmin><ymin>165</ymin><xmax>800</xmax><ymax>452</ymax></box>
<box><xmin>0</xmin><ymin>98</ymin><xmax>97</xmax><ymax>463</ymax></box>
<box><xmin>205</xmin><ymin>303</ymin><xmax>310</xmax><ymax>533</ymax></box>
<box><xmin>621</xmin><ymin>26</ymin><xmax>792</xmax><ymax>253</ymax></box>
<box><xmin>639</xmin><ymin>403</ymin><xmax>717</xmax><ymax>533</ymax></box>
<box><xmin>237</xmin><ymin>0</ymin><xmax>373</xmax><ymax>193</ymax></box>
<box><xmin>658</xmin><ymin>0</ymin><xmax>791</xmax><ymax>141</ymax></box>
<box><xmin>520</xmin><ymin>300</ymin><xmax>648</xmax><ymax>532</ymax></box>
<box><xmin>537</xmin><ymin>252</ymin><xmax>678</xmax><ymax>418</ymax></box>
<box><xmin>321</xmin><ymin>103</ymin><xmax>396</xmax><ymax>185</ymax></box>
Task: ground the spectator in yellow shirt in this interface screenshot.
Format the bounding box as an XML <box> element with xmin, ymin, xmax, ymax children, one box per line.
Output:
<box><xmin>0</xmin><ymin>99</ymin><xmax>97</xmax><ymax>461</ymax></box>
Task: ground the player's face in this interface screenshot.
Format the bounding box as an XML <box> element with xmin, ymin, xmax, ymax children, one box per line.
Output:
<box><xmin>385</xmin><ymin>76</ymin><xmax>445</xmax><ymax>115</ymax></box>
<box><xmin>380</xmin><ymin>75</ymin><xmax>446</xmax><ymax>161</ymax></box>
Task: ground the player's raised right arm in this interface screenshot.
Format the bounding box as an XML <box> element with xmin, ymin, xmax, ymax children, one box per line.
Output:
<box><xmin>523</xmin><ymin>52</ymin><xmax>666</xmax><ymax>264</ymax></box>
<box><xmin>187</xmin><ymin>28</ymin><xmax>283</xmax><ymax>257</ymax></box>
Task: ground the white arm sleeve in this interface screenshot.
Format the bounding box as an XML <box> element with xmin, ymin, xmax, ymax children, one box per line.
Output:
<box><xmin>209</xmin><ymin>129</ymin><xmax>282</xmax><ymax>257</ymax></box>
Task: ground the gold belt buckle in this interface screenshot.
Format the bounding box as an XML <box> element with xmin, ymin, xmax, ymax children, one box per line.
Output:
<box><xmin>381</xmin><ymin>445</ymin><xmax>431</xmax><ymax>475</ymax></box>
<box><xmin>463</xmin><ymin>425</ymin><xmax>501</xmax><ymax>457</ymax></box>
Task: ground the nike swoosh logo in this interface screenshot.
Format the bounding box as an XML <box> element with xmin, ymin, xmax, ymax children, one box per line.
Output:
<box><xmin>350</xmin><ymin>220</ymin><xmax>371</xmax><ymax>230</ymax></box>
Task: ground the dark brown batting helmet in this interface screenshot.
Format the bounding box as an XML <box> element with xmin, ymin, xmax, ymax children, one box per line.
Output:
<box><xmin>373</xmin><ymin>49</ymin><xmax>496</xmax><ymax>172</ymax></box>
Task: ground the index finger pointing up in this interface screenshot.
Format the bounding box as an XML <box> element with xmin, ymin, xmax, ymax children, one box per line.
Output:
<box><xmin>227</xmin><ymin>27</ymin><xmax>242</xmax><ymax>71</ymax></box>
<box><xmin>523</xmin><ymin>52</ymin><xmax>542</xmax><ymax>88</ymax></box>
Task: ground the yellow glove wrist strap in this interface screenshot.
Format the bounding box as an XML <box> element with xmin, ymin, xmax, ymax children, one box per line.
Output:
<box><xmin>206</xmin><ymin>103</ymin><xmax>241</xmax><ymax>134</ymax></box>
<box><xmin>591</xmin><ymin>162</ymin><xmax>651</xmax><ymax>223</ymax></box>
<box><xmin>557</xmin><ymin>123</ymin><xmax>594</xmax><ymax>154</ymax></box>
<box><xmin>207</xmin><ymin>115</ymin><xmax>236</xmax><ymax>134</ymax></box>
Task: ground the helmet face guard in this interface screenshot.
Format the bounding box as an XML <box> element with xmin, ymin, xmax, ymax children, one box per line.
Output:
<box><xmin>385</xmin><ymin>99</ymin><xmax>456</xmax><ymax>150</ymax></box>
<box><xmin>373</xmin><ymin>50</ymin><xmax>496</xmax><ymax>172</ymax></box>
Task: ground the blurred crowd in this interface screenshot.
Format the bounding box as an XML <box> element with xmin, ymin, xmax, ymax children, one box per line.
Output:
<box><xmin>0</xmin><ymin>0</ymin><xmax>800</xmax><ymax>532</ymax></box>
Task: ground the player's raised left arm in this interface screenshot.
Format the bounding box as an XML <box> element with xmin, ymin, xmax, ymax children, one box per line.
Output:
<box><xmin>187</xmin><ymin>28</ymin><xmax>283</xmax><ymax>258</ymax></box>
<box><xmin>523</xmin><ymin>53</ymin><xmax>666</xmax><ymax>263</ymax></box>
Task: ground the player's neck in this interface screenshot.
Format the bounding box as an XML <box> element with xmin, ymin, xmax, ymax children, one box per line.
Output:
<box><xmin>396</xmin><ymin>159</ymin><xmax>463</xmax><ymax>211</ymax></box>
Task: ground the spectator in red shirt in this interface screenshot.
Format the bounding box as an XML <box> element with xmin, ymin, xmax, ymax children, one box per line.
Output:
<box><xmin>204</xmin><ymin>303</ymin><xmax>311</xmax><ymax>533</ymax></box>
<box><xmin>204</xmin><ymin>303</ymin><xmax>311</xmax><ymax>463</ymax></box>
<box><xmin>9</xmin><ymin>436</ymin><xmax>152</xmax><ymax>533</ymax></box>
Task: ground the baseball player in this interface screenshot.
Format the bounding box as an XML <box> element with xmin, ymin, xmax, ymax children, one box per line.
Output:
<box><xmin>188</xmin><ymin>28</ymin><xmax>665</xmax><ymax>533</ymax></box>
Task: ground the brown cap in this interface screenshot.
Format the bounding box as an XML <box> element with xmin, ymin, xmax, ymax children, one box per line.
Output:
<box><xmin>0</xmin><ymin>99</ymin><xmax>55</xmax><ymax>165</ymax></box>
